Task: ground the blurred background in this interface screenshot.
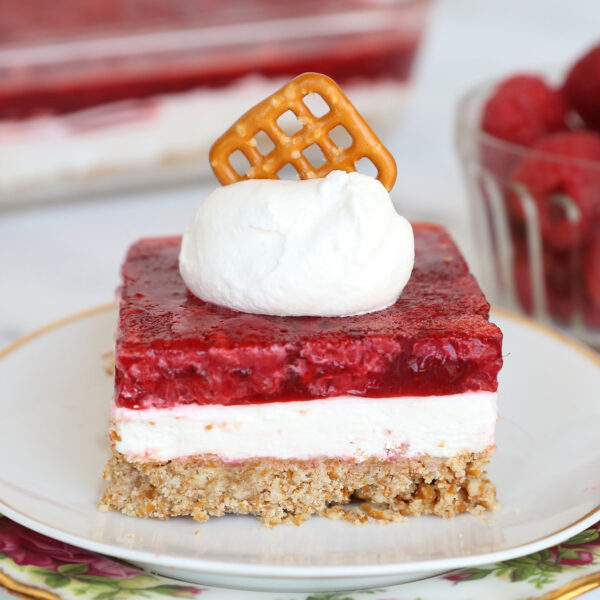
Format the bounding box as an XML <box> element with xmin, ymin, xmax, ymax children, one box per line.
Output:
<box><xmin>2</xmin><ymin>0</ymin><xmax>600</xmax><ymax>351</ymax></box>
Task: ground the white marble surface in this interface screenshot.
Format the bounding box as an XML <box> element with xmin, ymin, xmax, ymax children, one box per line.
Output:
<box><xmin>2</xmin><ymin>0</ymin><xmax>600</xmax><ymax>596</ymax></box>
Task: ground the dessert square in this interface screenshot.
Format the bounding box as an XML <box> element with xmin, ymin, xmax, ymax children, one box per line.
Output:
<box><xmin>101</xmin><ymin>223</ymin><xmax>502</xmax><ymax>525</ymax></box>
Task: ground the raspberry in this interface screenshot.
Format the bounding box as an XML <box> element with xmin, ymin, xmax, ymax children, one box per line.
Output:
<box><xmin>584</xmin><ymin>218</ymin><xmax>600</xmax><ymax>308</ymax></box>
<box><xmin>563</xmin><ymin>42</ymin><xmax>600</xmax><ymax>130</ymax></box>
<box><xmin>481</xmin><ymin>75</ymin><xmax>568</xmax><ymax>147</ymax></box>
<box><xmin>508</xmin><ymin>131</ymin><xmax>600</xmax><ymax>250</ymax></box>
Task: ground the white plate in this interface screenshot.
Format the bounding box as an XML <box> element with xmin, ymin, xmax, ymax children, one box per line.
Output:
<box><xmin>1</xmin><ymin>305</ymin><xmax>599</xmax><ymax>593</ymax></box>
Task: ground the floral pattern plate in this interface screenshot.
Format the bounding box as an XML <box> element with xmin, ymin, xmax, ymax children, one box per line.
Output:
<box><xmin>0</xmin><ymin>305</ymin><xmax>600</xmax><ymax>592</ymax></box>
<box><xmin>2</xmin><ymin>513</ymin><xmax>600</xmax><ymax>600</ymax></box>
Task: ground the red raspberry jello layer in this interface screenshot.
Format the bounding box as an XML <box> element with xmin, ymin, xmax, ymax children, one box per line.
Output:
<box><xmin>1</xmin><ymin>1</ymin><xmax>424</xmax><ymax>120</ymax></box>
<box><xmin>115</xmin><ymin>224</ymin><xmax>502</xmax><ymax>409</ymax></box>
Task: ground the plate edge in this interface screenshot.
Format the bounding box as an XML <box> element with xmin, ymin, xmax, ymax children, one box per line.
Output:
<box><xmin>0</xmin><ymin>302</ymin><xmax>116</xmax><ymax>361</ymax></box>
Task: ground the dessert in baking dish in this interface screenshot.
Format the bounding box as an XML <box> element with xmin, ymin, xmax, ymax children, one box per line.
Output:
<box><xmin>100</xmin><ymin>73</ymin><xmax>501</xmax><ymax>525</ymax></box>
<box><xmin>0</xmin><ymin>0</ymin><xmax>430</xmax><ymax>201</ymax></box>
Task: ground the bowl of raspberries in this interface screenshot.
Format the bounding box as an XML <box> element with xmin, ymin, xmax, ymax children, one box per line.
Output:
<box><xmin>456</xmin><ymin>42</ymin><xmax>600</xmax><ymax>348</ymax></box>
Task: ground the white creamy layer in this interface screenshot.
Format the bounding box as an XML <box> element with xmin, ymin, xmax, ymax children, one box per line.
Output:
<box><xmin>0</xmin><ymin>78</ymin><xmax>408</xmax><ymax>196</ymax></box>
<box><xmin>179</xmin><ymin>171</ymin><xmax>414</xmax><ymax>317</ymax></box>
<box><xmin>111</xmin><ymin>392</ymin><xmax>497</xmax><ymax>462</ymax></box>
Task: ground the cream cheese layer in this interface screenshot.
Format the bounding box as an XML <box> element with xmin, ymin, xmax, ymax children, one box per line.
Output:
<box><xmin>111</xmin><ymin>392</ymin><xmax>497</xmax><ymax>462</ymax></box>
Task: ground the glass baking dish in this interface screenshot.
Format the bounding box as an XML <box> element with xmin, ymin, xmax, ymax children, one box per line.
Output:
<box><xmin>0</xmin><ymin>0</ymin><xmax>432</xmax><ymax>206</ymax></box>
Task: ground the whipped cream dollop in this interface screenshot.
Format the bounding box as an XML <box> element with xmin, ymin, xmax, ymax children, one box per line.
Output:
<box><xmin>179</xmin><ymin>170</ymin><xmax>414</xmax><ymax>317</ymax></box>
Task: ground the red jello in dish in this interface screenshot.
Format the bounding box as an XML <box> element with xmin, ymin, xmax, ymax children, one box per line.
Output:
<box><xmin>0</xmin><ymin>0</ymin><xmax>431</xmax><ymax>205</ymax></box>
<box><xmin>1</xmin><ymin>0</ymin><xmax>427</xmax><ymax>119</ymax></box>
<box><xmin>115</xmin><ymin>223</ymin><xmax>502</xmax><ymax>409</ymax></box>
<box><xmin>102</xmin><ymin>221</ymin><xmax>502</xmax><ymax>525</ymax></box>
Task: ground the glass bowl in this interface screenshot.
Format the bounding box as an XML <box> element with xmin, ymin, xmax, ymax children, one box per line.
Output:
<box><xmin>455</xmin><ymin>78</ymin><xmax>600</xmax><ymax>349</ymax></box>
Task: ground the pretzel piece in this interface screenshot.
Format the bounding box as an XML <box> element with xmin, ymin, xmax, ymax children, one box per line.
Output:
<box><xmin>209</xmin><ymin>72</ymin><xmax>397</xmax><ymax>191</ymax></box>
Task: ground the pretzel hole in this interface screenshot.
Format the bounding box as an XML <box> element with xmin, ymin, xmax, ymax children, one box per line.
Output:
<box><xmin>302</xmin><ymin>143</ymin><xmax>326</xmax><ymax>168</ymax></box>
<box><xmin>302</xmin><ymin>93</ymin><xmax>330</xmax><ymax>118</ymax></box>
<box><xmin>276</xmin><ymin>110</ymin><xmax>303</xmax><ymax>135</ymax></box>
<box><xmin>356</xmin><ymin>157</ymin><xmax>378</xmax><ymax>178</ymax></box>
<box><xmin>228</xmin><ymin>150</ymin><xmax>252</xmax><ymax>177</ymax></box>
<box><xmin>277</xmin><ymin>163</ymin><xmax>300</xmax><ymax>180</ymax></box>
<box><xmin>328</xmin><ymin>125</ymin><xmax>353</xmax><ymax>150</ymax></box>
<box><xmin>253</xmin><ymin>130</ymin><xmax>276</xmax><ymax>156</ymax></box>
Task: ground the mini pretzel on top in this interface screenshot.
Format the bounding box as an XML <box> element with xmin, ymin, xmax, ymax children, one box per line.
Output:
<box><xmin>209</xmin><ymin>72</ymin><xmax>397</xmax><ymax>191</ymax></box>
